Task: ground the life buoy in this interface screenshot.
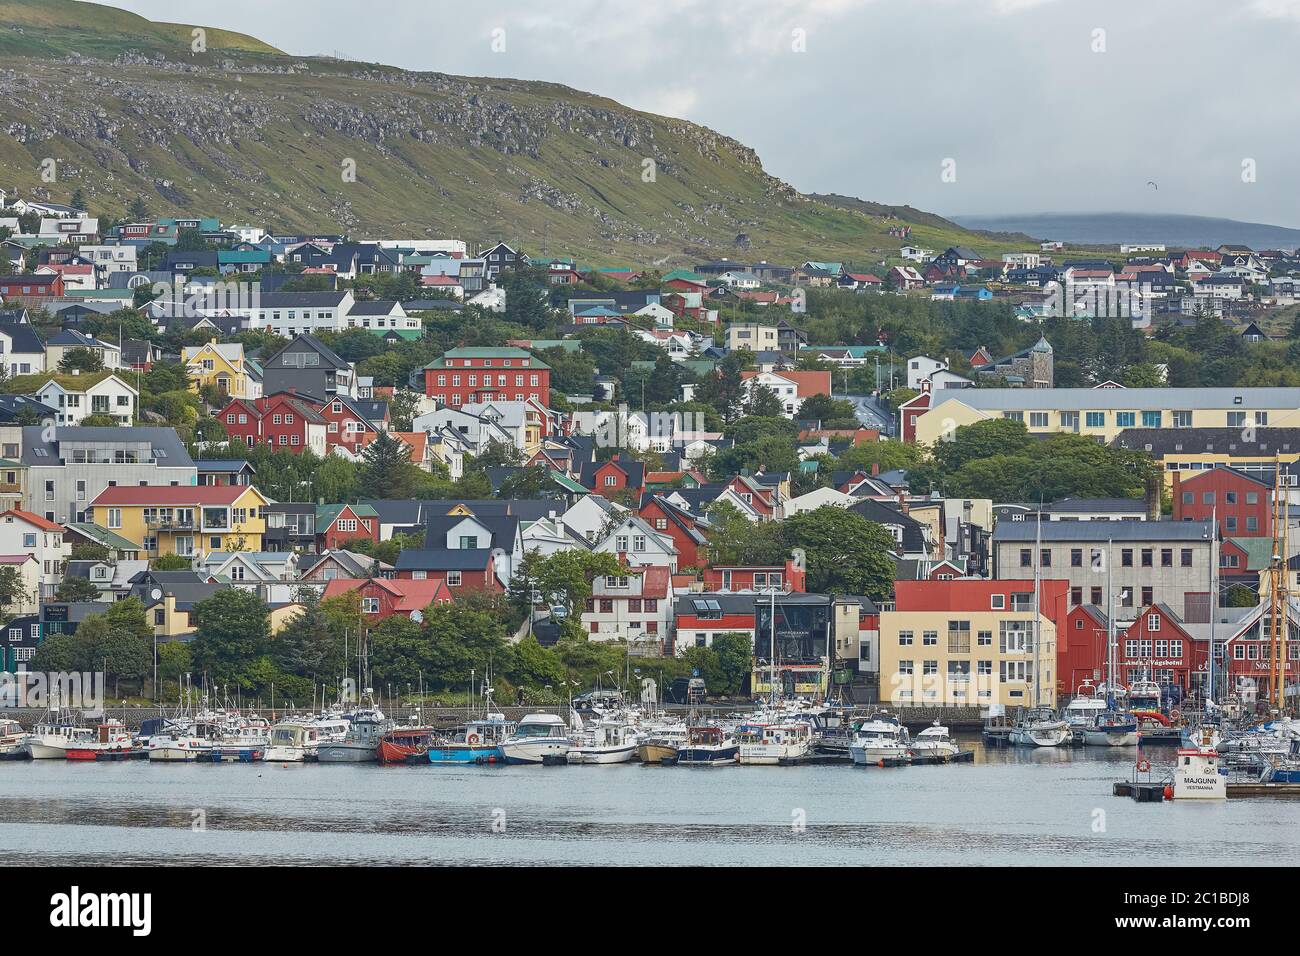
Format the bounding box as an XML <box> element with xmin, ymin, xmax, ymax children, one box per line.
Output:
<box><xmin>1137</xmin><ymin>758</ymin><xmax>1151</xmax><ymax>773</ymax></box>
<box><xmin>467</xmin><ymin>733</ymin><xmax>480</xmax><ymax>745</ymax></box>
<box><xmin>1170</xmin><ymin>708</ymin><xmax>1181</xmax><ymax>722</ymax></box>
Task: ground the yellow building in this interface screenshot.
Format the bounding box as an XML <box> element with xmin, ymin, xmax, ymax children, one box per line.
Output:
<box><xmin>878</xmin><ymin>580</ymin><xmax>1068</xmax><ymax>709</ymax></box>
<box><xmin>182</xmin><ymin>340</ymin><xmax>259</xmax><ymax>399</ymax></box>
<box><xmin>914</xmin><ymin>387</ymin><xmax>1300</xmax><ymax>448</ymax></box>
<box><xmin>725</xmin><ymin>323</ymin><xmax>779</xmax><ymax>353</ymax></box>
<box><xmin>88</xmin><ymin>484</ymin><xmax>269</xmax><ymax>558</ymax></box>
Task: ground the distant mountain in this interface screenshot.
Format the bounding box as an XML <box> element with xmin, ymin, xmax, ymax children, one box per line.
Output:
<box><xmin>950</xmin><ymin>212</ymin><xmax>1300</xmax><ymax>250</ymax></box>
<box><xmin>0</xmin><ymin>0</ymin><xmax>1011</xmax><ymax>267</ymax></box>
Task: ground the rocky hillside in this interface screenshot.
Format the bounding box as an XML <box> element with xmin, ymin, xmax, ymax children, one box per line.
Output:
<box><xmin>0</xmin><ymin>0</ymin><xmax>1009</xmax><ymax>266</ymax></box>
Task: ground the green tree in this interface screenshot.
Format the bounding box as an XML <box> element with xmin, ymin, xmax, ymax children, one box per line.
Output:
<box><xmin>711</xmin><ymin>632</ymin><xmax>753</xmax><ymax>696</ymax></box>
<box><xmin>128</xmin><ymin>196</ymin><xmax>150</xmax><ymax>221</ymax></box>
<box><xmin>511</xmin><ymin>549</ymin><xmax>625</xmax><ymax>619</ymax></box>
<box><xmin>57</xmin><ymin>348</ymin><xmax>105</xmax><ymax>374</ymax></box>
<box><xmin>55</xmin><ymin>577</ymin><xmax>102</xmax><ymax>602</ymax></box>
<box><xmin>358</xmin><ymin>431</ymin><xmax>419</xmax><ymax>499</ymax></box>
<box><xmin>778</xmin><ymin>506</ymin><xmax>897</xmax><ymax>600</ymax></box>
<box><xmin>189</xmin><ymin>589</ymin><xmax>271</xmax><ymax>685</ymax></box>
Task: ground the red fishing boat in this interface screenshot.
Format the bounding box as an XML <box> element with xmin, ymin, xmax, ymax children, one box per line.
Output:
<box><xmin>377</xmin><ymin>726</ymin><xmax>437</xmax><ymax>764</ymax></box>
<box><xmin>65</xmin><ymin>720</ymin><xmax>138</xmax><ymax>760</ymax></box>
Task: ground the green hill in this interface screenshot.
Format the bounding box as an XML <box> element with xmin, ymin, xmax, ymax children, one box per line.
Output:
<box><xmin>0</xmin><ymin>0</ymin><xmax>1019</xmax><ymax>267</ymax></box>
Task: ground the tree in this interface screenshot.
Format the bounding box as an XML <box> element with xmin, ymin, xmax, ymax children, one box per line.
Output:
<box><xmin>55</xmin><ymin>577</ymin><xmax>102</xmax><ymax>602</ymax></box>
<box><xmin>511</xmin><ymin>549</ymin><xmax>625</xmax><ymax>618</ymax></box>
<box><xmin>316</xmin><ymin>454</ymin><xmax>360</xmax><ymax>504</ymax></box>
<box><xmin>128</xmin><ymin>196</ymin><xmax>150</xmax><ymax>221</ymax></box>
<box><xmin>358</xmin><ymin>431</ymin><xmax>419</xmax><ymax>499</ymax></box>
<box><xmin>778</xmin><ymin>507</ymin><xmax>897</xmax><ymax>600</ymax></box>
<box><xmin>57</xmin><ymin>347</ymin><xmax>105</xmax><ymax>374</ymax></box>
<box><xmin>189</xmin><ymin>589</ymin><xmax>271</xmax><ymax>684</ymax></box>
<box><xmin>151</xmin><ymin>554</ymin><xmax>193</xmax><ymax>570</ymax></box>
<box><xmin>497</xmin><ymin>466</ymin><xmax>563</xmax><ymax>500</ymax></box>
<box><xmin>271</xmin><ymin>589</ymin><xmax>339</xmax><ymax>680</ymax></box>
<box><xmin>70</xmin><ymin>188</ymin><xmax>86</xmax><ymax>211</ymax></box>
<box><xmin>712</xmin><ymin>633</ymin><xmax>753</xmax><ymax>696</ymax></box>
<box><xmin>0</xmin><ymin>566</ymin><xmax>30</xmax><ymax>621</ymax></box>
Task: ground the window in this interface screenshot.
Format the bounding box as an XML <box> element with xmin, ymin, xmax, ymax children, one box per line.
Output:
<box><xmin>1029</xmin><ymin>412</ymin><xmax>1049</xmax><ymax>428</ymax></box>
<box><xmin>1141</xmin><ymin>411</ymin><xmax>1162</xmax><ymax>428</ymax></box>
<box><xmin>1141</xmin><ymin>586</ymin><xmax>1153</xmax><ymax>605</ymax></box>
<box><xmin>1085</xmin><ymin>411</ymin><xmax>1104</xmax><ymax>428</ymax></box>
<box><xmin>1070</xmin><ymin>548</ymin><xmax>1083</xmax><ymax>567</ymax></box>
<box><xmin>362</xmin><ymin>597</ymin><xmax>380</xmax><ymax>613</ymax></box>
<box><xmin>107</xmin><ymin>508</ymin><xmax>121</xmax><ymax>529</ymax></box>
<box><xmin>990</xmin><ymin>594</ymin><xmax>1006</xmax><ymax>610</ymax></box>
<box><xmin>1019</xmin><ymin>549</ymin><xmax>1032</xmax><ymax>568</ymax></box>
<box><xmin>1147</xmin><ymin>613</ymin><xmax>1161</xmax><ymax>631</ymax></box>
<box><xmin>447</xmin><ymin>571</ymin><xmax>462</xmax><ymax>587</ymax></box>
<box><xmin>1172</xmin><ymin>411</ymin><xmax>1192</xmax><ymax>428</ymax></box>
<box><xmin>1116</xmin><ymin>412</ymin><xmax>1135</xmax><ymax>428</ymax></box>
<box><xmin>1141</xmin><ymin>549</ymin><xmax>1153</xmax><ymax>567</ymax></box>
<box><xmin>1121</xmin><ymin>549</ymin><xmax>1133</xmax><ymax>567</ymax></box>
<box><xmin>898</xmin><ymin>630</ymin><xmax>913</xmax><ymax>646</ymax></box>
<box><xmin>1181</xmin><ymin>549</ymin><xmax>1193</xmax><ymax>567</ymax></box>
<box><xmin>1161</xmin><ymin>548</ymin><xmax>1173</xmax><ymax>568</ymax></box>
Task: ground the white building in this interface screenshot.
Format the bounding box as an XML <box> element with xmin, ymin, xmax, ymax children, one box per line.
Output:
<box><xmin>0</xmin><ymin>509</ymin><xmax>69</xmax><ymax>593</ymax></box>
<box><xmin>36</xmin><ymin>373</ymin><xmax>137</xmax><ymax>426</ymax></box>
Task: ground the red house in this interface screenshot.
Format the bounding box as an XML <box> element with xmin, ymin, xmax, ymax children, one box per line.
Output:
<box><xmin>581</xmin><ymin>454</ymin><xmax>646</xmax><ymax>494</ymax></box>
<box><xmin>1172</xmin><ymin>467</ymin><xmax>1272</xmax><ymax>538</ymax></box>
<box><xmin>701</xmin><ymin>559</ymin><xmax>806</xmax><ymax>593</ymax></box>
<box><xmin>638</xmin><ymin>494</ymin><xmax>708</xmax><ymax>568</ymax></box>
<box><xmin>218</xmin><ymin>392</ymin><xmax>328</xmax><ymax>454</ymax></box>
<box><xmin>898</xmin><ymin>381</ymin><xmax>933</xmax><ymax>444</ymax></box>
<box><xmin>421</xmin><ymin>347</ymin><xmax>551</xmax><ymax>408</ymax></box>
<box><xmin>0</xmin><ymin>273</ymin><xmax>64</xmax><ymax>301</ymax></box>
<box><xmin>315</xmin><ymin>395</ymin><xmax>384</xmax><ymax>457</ymax></box>
<box><xmin>1119</xmin><ymin>603</ymin><xmax>1205</xmax><ymax>694</ymax></box>
<box><xmin>321</xmin><ymin>577</ymin><xmax>451</xmax><ymax>624</ymax></box>
<box><xmin>393</xmin><ymin>549</ymin><xmax>505</xmax><ymax>593</ymax></box>
<box><xmin>316</xmin><ymin>503</ymin><xmax>380</xmax><ymax>551</ymax></box>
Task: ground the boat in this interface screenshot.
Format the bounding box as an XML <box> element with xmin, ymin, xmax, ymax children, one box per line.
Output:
<box><xmin>24</xmin><ymin>712</ymin><xmax>96</xmax><ymax>759</ymax></box>
<box><xmin>849</xmin><ymin>712</ymin><xmax>911</xmax><ymax>765</ymax></box>
<box><xmin>146</xmin><ymin>732</ymin><xmax>212</xmax><ymax>762</ymax></box>
<box><xmin>807</xmin><ymin>707</ymin><xmax>858</xmax><ymax>757</ymax></box>
<box><xmin>0</xmin><ymin>718</ymin><xmax>28</xmax><ymax>758</ymax></box>
<box><xmin>674</xmin><ymin>724</ymin><xmax>737</xmax><ymax>766</ymax></box>
<box><xmin>1064</xmin><ymin>681</ymin><xmax>1108</xmax><ymax>734</ymax></box>
<box><xmin>427</xmin><ymin>715</ymin><xmax>514</xmax><ymax>765</ymax></box>
<box><xmin>1008</xmin><ymin>706</ymin><xmax>1071</xmax><ymax>747</ymax></box>
<box><xmin>1127</xmin><ymin>677</ymin><xmax>1163</xmax><ymax>714</ymax></box>
<box><xmin>263</xmin><ymin>721</ymin><xmax>325</xmax><ymax>762</ymax></box>
<box><xmin>317</xmin><ymin>702</ymin><xmax>390</xmax><ymax>764</ymax></box>
<box><xmin>377</xmin><ymin>724</ymin><xmax>438</xmax><ymax>764</ymax></box>
<box><xmin>1170</xmin><ymin>746</ymin><xmax>1227</xmax><ymax>799</ymax></box>
<box><xmin>65</xmin><ymin>720</ymin><xmax>136</xmax><ymax>760</ymax></box>
<box><xmin>501</xmin><ymin>713</ymin><xmax>571</xmax><ymax>765</ymax></box>
<box><xmin>1082</xmin><ymin>710</ymin><xmax>1140</xmax><ymax>747</ymax></box>
<box><xmin>567</xmin><ymin>716</ymin><xmax>640</xmax><ymax>765</ymax></box>
<box><xmin>636</xmin><ymin>723</ymin><xmax>688</xmax><ymax>764</ymax></box>
<box><xmin>736</xmin><ymin>721</ymin><xmax>812</xmax><ymax>765</ymax></box>
<box><xmin>910</xmin><ymin>721</ymin><xmax>961</xmax><ymax>760</ymax></box>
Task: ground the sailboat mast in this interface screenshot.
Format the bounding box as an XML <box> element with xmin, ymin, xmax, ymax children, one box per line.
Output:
<box><xmin>1208</xmin><ymin>506</ymin><xmax>1217</xmax><ymax>708</ymax></box>
<box><xmin>1106</xmin><ymin>536</ymin><xmax>1114</xmax><ymax>705</ymax></box>
<box><xmin>1032</xmin><ymin>508</ymin><xmax>1042</xmax><ymax>708</ymax></box>
<box><xmin>769</xmin><ymin>587</ymin><xmax>777</xmax><ymax>706</ymax></box>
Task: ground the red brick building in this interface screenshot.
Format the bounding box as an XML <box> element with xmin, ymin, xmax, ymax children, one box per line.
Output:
<box><xmin>1172</xmin><ymin>466</ymin><xmax>1272</xmax><ymax>538</ymax></box>
<box><xmin>421</xmin><ymin>347</ymin><xmax>551</xmax><ymax>408</ymax></box>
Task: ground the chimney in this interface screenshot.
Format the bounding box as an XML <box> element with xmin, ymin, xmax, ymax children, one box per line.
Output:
<box><xmin>1170</xmin><ymin>470</ymin><xmax>1181</xmax><ymax>519</ymax></box>
<box><xmin>1144</xmin><ymin>472</ymin><xmax>1162</xmax><ymax>522</ymax></box>
<box><xmin>871</xmin><ymin>462</ymin><xmax>880</xmax><ymax>477</ymax></box>
<box><xmin>897</xmin><ymin>491</ymin><xmax>909</xmax><ymax>515</ymax></box>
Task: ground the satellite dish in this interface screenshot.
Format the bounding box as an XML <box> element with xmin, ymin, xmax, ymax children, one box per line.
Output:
<box><xmin>410</xmin><ymin>610</ymin><xmax>424</xmax><ymax>623</ymax></box>
<box><xmin>150</xmin><ymin>588</ymin><xmax>163</xmax><ymax>600</ymax></box>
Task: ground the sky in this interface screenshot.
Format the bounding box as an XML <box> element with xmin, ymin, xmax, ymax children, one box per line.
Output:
<box><xmin>100</xmin><ymin>0</ymin><xmax>1300</xmax><ymax>227</ymax></box>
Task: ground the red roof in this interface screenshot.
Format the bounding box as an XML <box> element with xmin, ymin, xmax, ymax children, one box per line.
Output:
<box><xmin>321</xmin><ymin>577</ymin><xmax>450</xmax><ymax>611</ymax></box>
<box><xmin>741</xmin><ymin>369</ymin><xmax>832</xmax><ymax>398</ymax></box>
<box><xmin>0</xmin><ymin>508</ymin><xmax>63</xmax><ymax>532</ymax></box>
<box><xmin>90</xmin><ymin>485</ymin><xmax>255</xmax><ymax>507</ymax></box>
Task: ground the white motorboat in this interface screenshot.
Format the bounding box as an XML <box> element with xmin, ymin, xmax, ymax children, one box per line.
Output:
<box><xmin>849</xmin><ymin>713</ymin><xmax>911</xmax><ymax>765</ymax></box>
<box><xmin>263</xmin><ymin>721</ymin><xmax>325</xmax><ymax>762</ymax></box>
<box><xmin>501</xmin><ymin>713</ymin><xmax>571</xmax><ymax>765</ymax></box>
<box><xmin>1064</xmin><ymin>681</ymin><xmax>1108</xmax><ymax>732</ymax></box>
<box><xmin>1082</xmin><ymin>711</ymin><xmax>1139</xmax><ymax>747</ymax></box>
<box><xmin>1008</xmin><ymin>706</ymin><xmax>1071</xmax><ymax>747</ymax></box>
<box><xmin>736</xmin><ymin>721</ymin><xmax>812</xmax><ymax>765</ymax></box>
<box><xmin>567</xmin><ymin>717</ymin><xmax>640</xmax><ymax>765</ymax></box>
<box><xmin>910</xmin><ymin>722</ymin><xmax>961</xmax><ymax>759</ymax></box>
<box><xmin>146</xmin><ymin>733</ymin><xmax>212</xmax><ymax>762</ymax></box>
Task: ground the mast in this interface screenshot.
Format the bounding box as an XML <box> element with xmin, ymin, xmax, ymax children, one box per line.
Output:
<box><xmin>769</xmin><ymin>586</ymin><xmax>777</xmax><ymax>707</ymax></box>
<box><xmin>1106</xmin><ymin>535</ymin><xmax>1114</xmax><ymax>708</ymax></box>
<box><xmin>1032</xmin><ymin>507</ymin><xmax>1042</xmax><ymax>708</ymax></box>
<box><xmin>1280</xmin><ymin>461</ymin><xmax>1291</xmax><ymax>712</ymax></box>
<box><xmin>1207</xmin><ymin>506</ymin><xmax>1217</xmax><ymax>709</ymax></box>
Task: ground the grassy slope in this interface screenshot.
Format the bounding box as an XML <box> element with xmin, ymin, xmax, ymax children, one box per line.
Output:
<box><xmin>0</xmin><ymin>0</ymin><xmax>1026</xmax><ymax>268</ymax></box>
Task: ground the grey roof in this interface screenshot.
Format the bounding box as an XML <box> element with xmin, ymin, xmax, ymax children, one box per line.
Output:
<box><xmin>0</xmin><ymin>322</ymin><xmax>45</xmax><ymax>353</ymax></box>
<box><xmin>195</xmin><ymin>459</ymin><xmax>255</xmax><ymax>474</ymax></box>
<box><xmin>21</xmin><ymin>425</ymin><xmax>194</xmax><ymax>467</ymax></box>
<box><xmin>394</xmin><ymin>548</ymin><xmax>495</xmax><ymax>571</ymax></box>
<box><xmin>359</xmin><ymin>499</ymin><xmax>425</xmax><ymax>526</ymax></box>
<box><xmin>256</xmin><ymin>291</ymin><xmax>349</xmax><ymax>309</ymax></box>
<box><xmin>933</xmin><ymin>387</ymin><xmax>1300</xmax><ymax>411</ymax></box>
<box><xmin>1044</xmin><ymin>497</ymin><xmax>1147</xmax><ymax>514</ymax></box>
<box><xmin>1112</xmin><ymin>427</ymin><xmax>1300</xmax><ymax>457</ymax></box>
<box><xmin>0</xmin><ymin>394</ymin><xmax>55</xmax><ymax>422</ymax></box>
<box><xmin>425</xmin><ymin>513</ymin><xmax>519</xmax><ymax>550</ymax></box>
<box><xmin>993</xmin><ymin>520</ymin><xmax>1214</xmax><ymax>542</ymax></box>
<box><xmin>347</xmin><ymin>299</ymin><xmax>402</xmax><ymax>315</ymax></box>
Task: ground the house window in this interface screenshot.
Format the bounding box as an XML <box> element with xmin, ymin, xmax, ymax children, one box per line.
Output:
<box><xmin>362</xmin><ymin>597</ymin><xmax>380</xmax><ymax>613</ymax></box>
<box><xmin>1148</xmin><ymin>613</ymin><xmax>1161</xmax><ymax>631</ymax></box>
<box><xmin>447</xmin><ymin>571</ymin><xmax>462</xmax><ymax>587</ymax></box>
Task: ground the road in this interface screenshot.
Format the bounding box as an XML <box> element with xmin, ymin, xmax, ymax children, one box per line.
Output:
<box><xmin>835</xmin><ymin>393</ymin><xmax>894</xmax><ymax>436</ymax></box>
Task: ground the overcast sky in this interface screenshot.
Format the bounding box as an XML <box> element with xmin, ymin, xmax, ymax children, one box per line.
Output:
<box><xmin>102</xmin><ymin>0</ymin><xmax>1300</xmax><ymax>227</ymax></box>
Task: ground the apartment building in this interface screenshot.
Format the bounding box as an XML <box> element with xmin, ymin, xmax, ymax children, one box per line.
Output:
<box><xmin>912</xmin><ymin>387</ymin><xmax>1300</xmax><ymax>447</ymax></box>
<box><xmin>991</xmin><ymin>520</ymin><xmax>1214</xmax><ymax>618</ymax></box>
<box><xmin>87</xmin><ymin>484</ymin><xmax>269</xmax><ymax>558</ymax></box>
<box><xmin>878</xmin><ymin>579</ymin><xmax>1069</xmax><ymax>709</ymax></box>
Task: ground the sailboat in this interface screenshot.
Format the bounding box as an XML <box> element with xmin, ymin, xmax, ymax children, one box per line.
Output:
<box><xmin>1009</xmin><ymin>510</ymin><xmax>1069</xmax><ymax>747</ymax></box>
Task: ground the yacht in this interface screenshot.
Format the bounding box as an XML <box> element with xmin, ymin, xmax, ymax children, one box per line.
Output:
<box><xmin>736</xmin><ymin>721</ymin><xmax>812</xmax><ymax>765</ymax></box>
<box><xmin>849</xmin><ymin>713</ymin><xmax>911</xmax><ymax>765</ymax></box>
<box><xmin>1063</xmin><ymin>681</ymin><xmax>1108</xmax><ymax>733</ymax></box>
<box><xmin>808</xmin><ymin>707</ymin><xmax>858</xmax><ymax>758</ymax></box>
<box><xmin>567</xmin><ymin>717</ymin><xmax>640</xmax><ymax>765</ymax></box>
<box><xmin>674</xmin><ymin>724</ymin><xmax>738</xmax><ymax>766</ymax></box>
<box><xmin>1082</xmin><ymin>711</ymin><xmax>1139</xmax><ymax>747</ymax></box>
<box><xmin>0</xmin><ymin>718</ymin><xmax>28</xmax><ymax>758</ymax></box>
<box><xmin>501</xmin><ymin>713</ymin><xmax>571</xmax><ymax>765</ymax></box>
<box><xmin>146</xmin><ymin>732</ymin><xmax>212</xmax><ymax>762</ymax></box>
<box><xmin>910</xmin><ymin>722</ymin><xmax>961</xmax><ymax>760</ymax></box>
<box><xmin>1008</xmin><ymin>706</ymin><xmax>1071</xmax><ymax>747</ymax></box>
<box><xmin>636</xmin><ymin>722</ymin><xmax>688</xmax><ymax>764</ymax></box>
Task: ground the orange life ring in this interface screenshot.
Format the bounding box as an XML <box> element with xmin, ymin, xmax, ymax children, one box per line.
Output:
<box><xmin>1137</xmin><ymin>758</ymin><xmax>1151</xmax><ymax>773</ymax></box>
<box><xmin>1170</xmin><ymin>708</ymin><xmax>1181</xmax><ymax>722</ymax></box>
<box><xmin>467</xmin><ymin>733</ymin><xmax>480</xmax><ymax>745</ymax></box>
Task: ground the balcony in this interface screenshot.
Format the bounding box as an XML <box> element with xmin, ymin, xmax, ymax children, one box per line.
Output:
<box><xmin>146</xmin><ymin>518</ymin><xmax>196</xmax><ymax>531</ymax></box>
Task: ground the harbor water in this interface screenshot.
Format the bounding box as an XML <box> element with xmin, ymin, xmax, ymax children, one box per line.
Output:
<box><xmin>3</xmin><ymin>735</ymin><xmax>1299</xmax><ymax>866</ymax></box>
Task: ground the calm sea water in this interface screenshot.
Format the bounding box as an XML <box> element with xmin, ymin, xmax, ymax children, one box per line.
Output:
<box><xmin>2</xmin><ymin>737</ymin><xmax>1298</xmax><ymax>866</ymax></box>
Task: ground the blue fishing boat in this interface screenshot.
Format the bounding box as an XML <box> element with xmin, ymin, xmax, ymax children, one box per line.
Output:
<box><xmin>427</xmin><ymin>715</ymin><xmax>514</xmax><ymax>765</ymax></box>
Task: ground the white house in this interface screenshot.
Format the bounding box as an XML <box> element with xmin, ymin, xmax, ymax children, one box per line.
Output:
<box><xmin>36</xmin><ymin>373</ymin><xmax>137</xmax><ymax>426</ymax></box>
<box><xmin>412</xmin><ymin>405</ymin><xmax>515</xmax><ymax>456</ymax></box>
<box><xmin>906</xmin><ymin>355</ymin><xmax>949</xmax><ymax>390</ymax></box>
<box><xmin>580</xmin><ymin>566</ymin><xmax>672</xmax><ymax>645</ymax></box>
<box><xmin>79</xmin><ymin>244</ymin><xmax>138</xmax><ymax>277</ymax></box>
<box><xmin>781</xmin><ymin>486</ymin><xmax>856</xmax><ymax>518</ymax></box>
<box><xmin>592</xmin><ymin>515</ymin><xmax>678</xmax><ymax>572</ymax></box>
<box><xmin>560</xmin><ymin>495</ymin><xmax>627</xmax><ymax>546</ymax></box>
<box><xmin>0</xmin><ymin>509</ymin><xmax>69</xmax><ymax>594</ymax></box>
<box><xmin>0</xmin><ymin>324</ymin><xmax>46</xmax><ymax>377</ymax></box>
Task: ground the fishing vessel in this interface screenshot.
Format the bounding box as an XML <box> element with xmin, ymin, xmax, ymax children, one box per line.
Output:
<box><xmin>808</xmin><ymin>707</ymin><xmax>860</xmax><ymax>758</ymax></box>
<box><xmin>674</xmin><ymin>724</ymin><xmax>738</xmax><ymax>766</ymax></box>
<box><xmin>65</xmin><ymin>720</ymin><xmax>136</xmax><ymax>760</ymax></box>
<box><xmin>0</xmin><ymin>718</ymin><xmax>28</xmax><ymax>758</ymax></box>
<box><xmin>1008</xmin><ymin>706</ymin><xmax>1071</xmax><ymax>747</ymax></box>
<box><xmin>1082</xmin><ymin>711</ymin><xmax>1139</xmax><ymax>747</ymax></box>
<box><xmin>736</xmin><ymin>721</ymin><xmax>812</xmax><ymax>765</ymax></box>
<box><xmin>263</xmin><ymin>721</ymin><xmax>325</xmax><ymax>762</ymax></box>
<box><xmin>636</xmin><ymin>723</ymin><xmax>688</xmax><ymax>764</ymax></box>
<box><xmin>377</xmin><ymin>724</ymin><xmax>438</xmax><ymax>764</ymax></box>
<box><xmin>24</xmin><ymin>712</ymin><xmax>95</xmax><ymax>759</ymax></box>
<box><xmin>146</xmin><ymin>732</ymin><xmax>212</xmax><ymax>762</ymax></box>
<box><xmin>317</xmin><ymin>702</ymin><xmax>390</xmax><ymax>764</ymax></box>
<box><xmin>1170</xmin><ymin>746</ymin><xmax>1226</xmax><ymax>799</ymax></box>
<box><xmin>501</xmin><ymin>713</ymin><xmax>571</xmax><ymax>765</ymax></box>
<box><xmin>427</xmin><ymin>715</ymin><xmax>514</xmax><ymax>764</ymax></box>
<box><xmin>849</xmin><ymin>712</ymin><xmax>911</xmax><ymax>765</ymax></box>
<box><xmin>910</xmin><ymin>722</ymin><xmax>961</xmax><ymax>760</ymax></box>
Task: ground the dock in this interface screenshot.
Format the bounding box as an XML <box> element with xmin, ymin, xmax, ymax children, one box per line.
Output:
<box><xmin>1225</xmin><ymin>781</ymin><xmax>1300</xmax><ymax>798</ymax></box>
<box><xmin>1112</xmin><ymin>780</ymin><xmax>1168</xmax><ymax>802</ymax></box>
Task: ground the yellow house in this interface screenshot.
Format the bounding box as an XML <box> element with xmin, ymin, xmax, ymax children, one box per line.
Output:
<box><xmin>914</xmin><ymin>387</ymin><xmax>1300</xmax><ymax>448</ymax></box>
<box><xmin>182</xmin><ymin>340</ymin><xmax>259</xmax><ymax>399</ymax></box>
<box><xmin>88</xmin><ymin>484</ymin><xmax>269</xmax><ymax>558</ymax></box>
<box><xmin>147</xmin><ymin>594</ymin><xmax>197</xmax><ymax>640</ymax></box>
<box><xmin>1112</xmin><ymin>426</ymin><xmax>1300</xmax><ymax>487</ymax></box>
